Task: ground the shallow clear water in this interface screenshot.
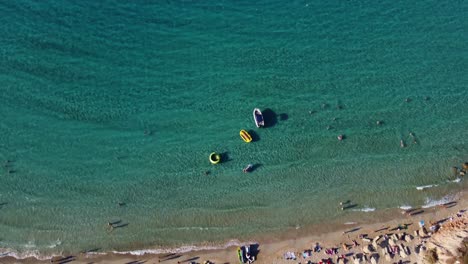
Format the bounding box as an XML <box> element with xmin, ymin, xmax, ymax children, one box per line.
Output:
<box><xmin>0</xmin><ymin>0</ymin><xmax>467</xmax><ymax>258</ymax></box>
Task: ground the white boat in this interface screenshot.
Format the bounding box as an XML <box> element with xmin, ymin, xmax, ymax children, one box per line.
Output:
<box><xmin>253</xmin><ymin>108</ymin><xmax>264</xmax><ymax>128</ymax></box>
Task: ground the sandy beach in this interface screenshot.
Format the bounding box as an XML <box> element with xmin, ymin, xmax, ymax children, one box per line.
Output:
<box><xmin>3</xmin><ymin>190</ymin><xmax>466</xmax><ymax>264</ymax></box>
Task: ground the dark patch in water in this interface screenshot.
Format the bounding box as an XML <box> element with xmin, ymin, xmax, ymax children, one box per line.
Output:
<box><xmin>262</xmin><ymin>108</ymin><xmax>277</xmax><ymax>127</ymax></box>
<box><xmin>248</xmin><ymin>130</ymin><xmax>260</xmax><ymax>142</ymax></box>
<box><xmin>279</xmin><ymin>113</ymin><xmax>288</xmax><ymax>121</ymax></box>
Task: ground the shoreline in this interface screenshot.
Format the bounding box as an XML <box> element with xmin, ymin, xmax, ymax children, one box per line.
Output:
<box><xmin>2</xmin><ymin>189</ymin><xmax>466</xmax><ymax>264</ymax></box>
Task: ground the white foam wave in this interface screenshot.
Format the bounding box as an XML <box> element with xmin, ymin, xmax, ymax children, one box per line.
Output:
<box><xmin>416</xmin><ymin>184</ymin><xmax>438</xmax><ymax>190</ymax></box>
<box><xmin>0</xmin><ymin>239</ymin><xmax>64</xmax><ymax>260</ymax></box>
<box><xmin>0</xmin><ymin>249</ymin><xmax>59</xmax><ymax>260</ymax></box>
<box><xmin>448</xmin><ymin>178</ymin><xmax>461</xmax><ymax>183</ymax></box>
<box><xmin>422</xmin><ymin>195</ymin><xmax>455</xmax><ymax>209</ymax></box>
<box><xmin>47</xmin><ymin>239</ymin><xmax>62</xmax><ymax>249</ymax></box>
<box><xmin>112</xmin><ymin>240</ymin><xmax>254</xmax><ymax>256</ymax></box>
<box><xmin>23</xmin><ymin>241</ymin><xmax>36</xmax><ymax>249</ymax></box>
<box><xmin>84</xmin><ymin>251</ymin><xmax>107</xmax><ymax>256</ymax></box>
<box><xmin>0</xmin><ymin>239</ymin><xmax>257</xmax><ymax>261</ymax></box>
<box><xmin>176</xmin><ymin>227</ymin><xmax>211</xmax><ymax>231</ymax></box>
<box><xmin>399</xmin><ymin>205</ymin><xmax>412</xmax><ymax>210</ymax></box>
<box><xmin>351</xmin><ymin>207</ymin><xmax>376</xmax><ymax>212</ymax></box>
<box><xmin>344</xmin><ymin>222</ymin><xmax>358</xmax><ymax>225</ymax></box>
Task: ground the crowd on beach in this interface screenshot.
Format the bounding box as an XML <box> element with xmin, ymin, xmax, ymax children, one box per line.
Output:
<box><xmin>277</xmin><ymin>208</ymin><xmax>467</xmax><ymax>264</ymax></box>
<box><xmin>147</xmin><ymin>206</ymin><xmax>466</xmax><ymax>264</ymax></box>
<box><xmin>144</xmin><ymin>206</ymin><xmax>466</xmax><ymax>264</ymax></box>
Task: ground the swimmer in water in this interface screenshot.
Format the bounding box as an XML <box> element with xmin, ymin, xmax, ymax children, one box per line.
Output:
<box><xmin>409</xmin><ymin>132</ymin><xmax>417</xmax><ymax>144</ymax></box>
<box><xmin>107</xmin><ymin>222</ymin><xmax>114</xmax><ymax>232</ymax></box>
<box><xmin>243</xmin><ymin>164</ymin><xmax>253</xmax><ymax>173</ymax></box>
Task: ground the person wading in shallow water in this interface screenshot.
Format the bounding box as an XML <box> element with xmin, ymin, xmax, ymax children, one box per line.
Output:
<box><xmin>107</xmin><ymin>222</ymin><xmax>114</xmax><ymax>232</ymax></box>
<box><xmin>243</xmin><ymin>164</ymin><xmax>253</xmax><ymax>173</ymax></box>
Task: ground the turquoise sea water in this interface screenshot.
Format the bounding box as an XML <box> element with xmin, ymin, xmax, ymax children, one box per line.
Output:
<box><xmin>0</xmin><ymin>0</ymin><xmax>467</xmax><ymax>258</ymax></box>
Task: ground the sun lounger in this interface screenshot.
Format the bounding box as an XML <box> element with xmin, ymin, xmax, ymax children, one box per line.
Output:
<box><xmin>353</xmin><ymin>257</ymin><xmax>361</xmax><ymax>264</ymax></box>
<box><xmin>414</xmin><ymin>244</ymin><xmax>422</xmax><ymax>254</ymax></box>
<box><xmin>398</xmin><ymin>244</ymin><xmax>409</xmax><ymax>257</ymax></box>
<box><xmin>418</xmin><ymin>246</ymin><xmax>427</xmax><ymax>257</ymax></box>
<box><xmin>401</xmin><ymin>245</ymin><xmax>410</xmax><ymax>255</ymax></box>
<box><xmin>362</xmin><ymin>246</ymin><xmax>371</xmax><ymax>254</ymax></box>
<box><xmin>404</xmin><ymin>234</ymin><xmax>413</xmax><ymax>242</ymax></box>
<box><xmin>400</xmin><ymin>244</ymin><xmax>405</xmax><ymax>253</ymax></box>
<box><xmin>384</xmin><ymin>246</ymin><xmax>391</xmax><ymax>255</ymax></box>
<box><xmin>385</xmin><ymin>253</ymin><xmax>393</xmax><ymax>261</ymax></box>
<box><xmin>342</xmin><ymin>243</ymin><xmax>351</xmax><ymax>251</ymax></box>
<box><xmin>420</xmin><ymin>227</ymin><xmax>428</xmax><ymax>236</ymax></box>
<box><xmin>283</xmin><ymin>251</ymin><xmax>296</xmax><ymax>260</ymax></box>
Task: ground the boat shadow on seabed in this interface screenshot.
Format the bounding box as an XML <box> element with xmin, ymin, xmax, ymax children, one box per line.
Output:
<box><xmin>220</xmin><ymin>152</ymin><xmax>232</xmax><ymax>163</ymax></box>
<box><xmin>262</xmin><ymin>109</ymin><xmax>288</xmax><ymax>128</ymax></box>
<box><xmin>247</xmin><ymin>130</ymin><xmax>260</xmax><ymax>142</ymax></box>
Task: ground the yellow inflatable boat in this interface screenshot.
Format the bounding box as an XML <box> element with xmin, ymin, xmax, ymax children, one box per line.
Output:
<box><xmin>240</xmin><ymin>130</ymin><xmax>252</xmax><ymax>143</ymax></box>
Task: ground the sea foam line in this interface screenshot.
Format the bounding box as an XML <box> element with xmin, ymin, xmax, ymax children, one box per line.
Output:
<box><xmin>0</xmin><ymin>249</ymin><xmax>59</xmax><ymax>261</ymax></box>
<box><xmin>448</xmin><ymin>178</ymin><xmax>461</xmax><ymax>183</ymax></box>
<box><xmin>351</xmin><ymin>207</ymin><xmax>376</xmax><ymax>212</ymax></box>
<box><xmin>0</xmin><ymin>240</ymin><xmax>256</xmax><ymax>260</ymax></box>
<box><xmin>416</xmin><ymin>184</ymin><xmax>438</xmax><ymax>190</ymax></box>
<box><xmin>399</xmin><ymin>205</ymin><xmax>412</xmax><ymax>210</ymax></box>
<box><xmin>111</xmin><ymin>240</ymin><xmax>256</xmax><ymax>256</ymax></box>
<box><xmin>422</xmin><ymin>195</ymin><xmax>456</xmax><ymax>209</ymax></box>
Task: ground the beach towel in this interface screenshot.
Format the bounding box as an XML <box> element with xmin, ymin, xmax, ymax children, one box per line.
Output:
<box><xmin>283</xmin><ymin>251</ymin><xmax>296</xmax><ymax>260</ymax></box>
